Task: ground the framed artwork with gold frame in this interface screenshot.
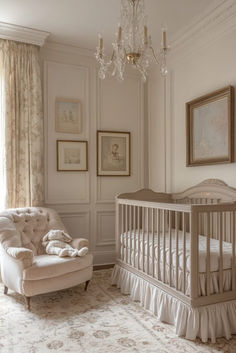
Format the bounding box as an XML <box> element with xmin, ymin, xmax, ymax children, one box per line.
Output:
<box><xmin>186</xmin><ymin>86</ymin><xmax>234</xmax><ymax>167</ymax></box>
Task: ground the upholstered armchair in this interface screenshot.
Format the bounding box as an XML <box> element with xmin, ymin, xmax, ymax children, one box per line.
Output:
<box><xmin>0</xmin><ymin>207</ymin><xmax>93</xmax><ymax>309</ymax></box>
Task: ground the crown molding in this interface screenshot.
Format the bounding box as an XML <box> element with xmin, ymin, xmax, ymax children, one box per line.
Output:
<box><xmin>168</xmin><ymin>0</ymin><xmax>236</xmax><ymax>65</ymax></box>
<box><xmin>43</xmin><ymin>41</ymin><xmax>94</xmax><ymax>57</ymax></box>
<box><xmin>0</xmin><ymin>21</ymin><xmax>50</xmax><ymax>46</ymax></box>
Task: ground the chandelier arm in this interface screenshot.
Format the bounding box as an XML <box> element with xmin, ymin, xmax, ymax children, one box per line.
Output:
<box><xmin>150</xmin><ymin>46</ymin><xmax>160</xmax><ymax>65</ymax></box>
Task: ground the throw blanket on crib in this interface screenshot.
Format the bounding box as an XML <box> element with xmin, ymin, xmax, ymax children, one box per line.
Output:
<box><xmin>42</xmin><ymin>230</ymin><xmax>88</xmax><ymax>258</ymax></box>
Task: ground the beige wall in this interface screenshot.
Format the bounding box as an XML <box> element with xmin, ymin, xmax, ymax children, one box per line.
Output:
<box><xmin>41</xmin><ymin>43</ymin><xmax>145</xmax><ymax>265</ymax></box>
<box><xmin>148</xmin><ymin>20</ymin><xmax>236</xmax><ymax>194</ymax></box>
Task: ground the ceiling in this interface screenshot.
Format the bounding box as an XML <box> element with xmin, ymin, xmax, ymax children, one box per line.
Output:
<box><xmin>0</xmin><ymin>0</ymin><xmax>224</xmax><ymax>49</ymax></box>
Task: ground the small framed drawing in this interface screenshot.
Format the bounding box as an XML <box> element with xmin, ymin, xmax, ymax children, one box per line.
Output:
<box><xmin>57</xmin><ymin>140</ymin><xmax>88</xmax><ymax>171</ymax></box>
<box><xmin>97</xmin><ymin>131</ymin><xmax>130</xmax><ymax>176</ymax></box>
<box><xmin>55</xmin><ymin>98</ymin><xmax>82</xmax><ymax>134</ymax></box>
<box><xmin>186</xmin><ymin>86</ymin><xmax>234</xmax><ymax>167</ymax></box>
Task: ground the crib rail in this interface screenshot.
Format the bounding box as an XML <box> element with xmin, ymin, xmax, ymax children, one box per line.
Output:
<box><xmin>116</xmin><ymin>196</ymin><xmax>236</xmax><ymax>307</ymax></box>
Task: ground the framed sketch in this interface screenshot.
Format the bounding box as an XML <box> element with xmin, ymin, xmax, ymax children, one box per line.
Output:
<box><xmin>97</xmin><ymin>131</ymin><xmax>130</xmax><ymax>176</ymax></box>
<box><xmin>55</xmin><ymin>98</ymin><xmax>82</xmax><ymax>134</ymax></box>
<box><xmin>57</xmin><ymin>140</ymin><xmax>88</xmax><ymax>171</ymax></box>
<box><xmin>186</xmin><ymin>86</ymin><xmax>234</xmax><ymax>167</ymax></box>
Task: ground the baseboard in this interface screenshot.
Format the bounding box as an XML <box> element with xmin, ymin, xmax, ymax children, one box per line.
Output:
<box><xmin>93</xmin><ymin>264</ymin><xmax>115</xmax><ymax>271</ymax></box>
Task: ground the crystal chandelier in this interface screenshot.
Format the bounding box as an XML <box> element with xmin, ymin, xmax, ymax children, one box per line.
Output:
<box><xmin>95</xmin><ymin>0</ymin><xmax>169</xmax><ymax>82</ymax></box>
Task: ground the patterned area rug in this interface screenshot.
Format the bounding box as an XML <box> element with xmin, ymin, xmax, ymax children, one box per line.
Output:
<box><xmin>0</xmin><ymin>269</ymin><xmax>236</xmax><ymax>353</ymax></box>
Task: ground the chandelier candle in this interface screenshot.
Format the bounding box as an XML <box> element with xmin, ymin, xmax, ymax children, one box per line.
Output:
<box><xmin>144</xmin><ymin>25</ymin><xmax>148</xmax><ymax>45</ymax></box>
<box><xmin>95</xmin><ymin>0</ymin><xmax>169</xmax><ymax>81</ymax></box>
<box><xmin>118</xmin><ymin>26</ymin><xmax>122</xmax><ymax>42</ymax></box>
<box><xmin>162</xmin><ymin>30</ymin><xmax>167</xmax><ymax>49</ymax></box>
<box><xmin>99</xmin><ymin>36</ymin><xmax>103</xmax><ymax>51</ymax></box>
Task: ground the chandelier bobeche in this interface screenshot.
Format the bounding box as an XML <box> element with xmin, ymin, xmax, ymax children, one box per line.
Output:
<box><xmin>95</xmin><ymin>0</ymin><xmax>169</xmax><ymax>82</ymax></box>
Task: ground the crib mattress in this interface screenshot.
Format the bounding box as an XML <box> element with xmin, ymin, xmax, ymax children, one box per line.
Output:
<box><xmin>120</xmin><ymin>229</ymin><xmax>235</xmax><ymax>273</ymax></box>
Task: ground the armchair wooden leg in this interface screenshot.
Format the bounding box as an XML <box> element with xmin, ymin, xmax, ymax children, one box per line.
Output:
<box><xmin>25</xmin><ymin>296</ymin><xmax>31</xmax><ymax>310</ymax></box>
<box><xmin>4</xmin><ymin>286</ymin><xmax>8</xmax><ymax>295</ymax></box>
<box><xmin>84</xmin><ymin>280</ymin><xmax>90</xmax><ymax>291</ymax></box>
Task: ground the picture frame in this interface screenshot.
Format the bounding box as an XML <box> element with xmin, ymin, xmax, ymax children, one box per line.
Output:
<box><xmin>57</xmin><ymin>140</ymin><xmax>88</xmax><ymax>171</ymax></box>
<box><xmin>97</xmin><ymin>131</ymin><xmax>130</xmax><ymax>176</ymax></box>
<box><xmin>186</xmin><ymin>86</ymin><xmax>234</xmax><ymax>167</ymax></box>
<box><xmin>55</xmin><ymin>98</ymin><xmax>82</xmax><ymax>134</ymax></box>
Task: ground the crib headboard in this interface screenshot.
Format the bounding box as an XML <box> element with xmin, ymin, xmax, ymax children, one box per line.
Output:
<box><xmin>117</xmin><ymin>179</ymin><xmax>236</xmax><ymax>243</ymax></box>
<box><xmin>117</xmin><ymin>189</ymin><xmax>172</xmax><ymax>202</ymax></box>
<box><xmin>173</xmin><ymin>179</ymin><xmax>236</xmax><ymax>204</ymax></box>
<box><xmin>117</xmin><ymin>179</ymin><xmax>236</xmax><ymax>204</ymax></box>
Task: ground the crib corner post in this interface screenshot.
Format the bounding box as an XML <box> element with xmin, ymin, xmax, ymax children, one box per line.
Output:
<box><xmin>190</xmin><ymin>208</ymin><xmax>199</xmax><ymax>301</ymax></box>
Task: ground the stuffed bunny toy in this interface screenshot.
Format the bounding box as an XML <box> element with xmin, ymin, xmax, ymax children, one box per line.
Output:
<box><xmin>42</xmin><ymin>230</ymin><xmax>88</xmax><ymax>258</ymax></box>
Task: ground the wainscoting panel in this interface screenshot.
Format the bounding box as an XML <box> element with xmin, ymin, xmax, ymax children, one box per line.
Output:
<box><xmin>59</xmin><ymin>212</ymin><xmax>90</xmax><ymax>241</ymax></box>
<box><xmin>96</xmin><ymin>211</ymin><xmax>115</xmax><ymax>247</ymax></box>
<box><xmin>96</xmin><ymin>74</ymin><xmax>144</xmax><ymax>203</ymax></box>
<box><xmin>44</xmin><ymin>61</ymin><xmax>90</xmax><ymax>205</ymax></box>
<box><xmin>42</xmin><ymin>44</ymin><xmax>144</xmax><ymax>265</ymax></box>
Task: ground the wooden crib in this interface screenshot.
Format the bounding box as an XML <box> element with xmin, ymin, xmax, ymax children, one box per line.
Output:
<box><xmin>112</xmin><ymin>179</ymin><xmax>236</xmax><ymax>342</ymax></box>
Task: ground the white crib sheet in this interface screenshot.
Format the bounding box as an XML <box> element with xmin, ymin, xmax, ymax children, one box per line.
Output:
<box><xmin>120</xmin><ymin>229</ymin><xmax>234</xmax><ymax>273</ymax></box>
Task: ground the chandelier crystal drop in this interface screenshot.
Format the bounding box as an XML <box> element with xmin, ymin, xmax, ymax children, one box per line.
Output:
<box><xmin>95</xmin><ymin>0</ymin><xmax>169</xmax><ymax>82</ymax></box>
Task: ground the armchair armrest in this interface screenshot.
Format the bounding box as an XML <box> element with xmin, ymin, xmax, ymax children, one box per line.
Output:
<box><xmin>0</xmin><ymin>244</ymin><xmax>34</xmax><ymax>295</ymax></box>
<box><xmin>6</xmin><ymin>247</ymin><xmax>34</xmax><ymax>268</ymax></box>
<box><xmin>71</xmin><ymin>238</ymin><xmax>89</xmax><ymax>250</ymax></box>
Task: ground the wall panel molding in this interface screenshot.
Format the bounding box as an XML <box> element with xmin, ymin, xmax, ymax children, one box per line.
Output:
<box><xmin>95</xmin><ymin>73</ymin><xmax>144</xmax><ymax>203</ymax></box>
<box><xmin>44</xmin><ymin>60</ymin><xmax>90</xmax><ymax>205</ymax></box>
<box><xmin>59</xmin><ymin>211</ymin><xmax>90</xmax><ymax>242</ymax></box>
<box><xmin>96</xmin><ymin>211</ymin><xmax>116</xmax><ymax>247</ymax></box>
<box><xmin>93</xmin><ymin>250</ymin><xmax>116</xmax><ymax>266</ymax></box>
<box><xmin>43</xmin><ymin>48</ymin><xmax>144</xmax><ymax>265</ymax></box>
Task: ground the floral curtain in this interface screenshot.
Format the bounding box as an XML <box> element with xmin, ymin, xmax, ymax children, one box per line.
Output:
<box><xmin>0</xmin><ymin>40</ymin><xmax>44</xmax><ymax>208</ymax></box>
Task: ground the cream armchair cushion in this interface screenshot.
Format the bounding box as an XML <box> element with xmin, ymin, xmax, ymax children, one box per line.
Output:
<box><xmin>0</xmin><ymin>207</ymin><xmax>93</xmax><ymax>302</ymax></box>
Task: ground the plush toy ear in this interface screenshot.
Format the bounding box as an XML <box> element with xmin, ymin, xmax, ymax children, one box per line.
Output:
<box><xmin>62</xmin><ymin>231</ymin><xmax>72</xmax><ymax>242</ymax></box>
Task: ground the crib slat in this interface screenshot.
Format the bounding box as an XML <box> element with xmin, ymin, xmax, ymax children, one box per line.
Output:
<box><xmin>232</xmin><ymin>212</ymin><xmax>235</xmax><ymax>291</ymax></box>
<box><xmin>117</xmin><ymin>204</ymin><xmax>121</xmax><ymax>260</ymax></box>
<box><xmin>133</xmin><ymin>206</ymin><xmax>136</xmax><ymax>268</ymax></box>
<box><xmin>138</xmin><ymin>206</ymin><xmax>141</xmax><ymax>271</ymax></box>
<box><xmin>183</xmin><ymin>212</ymin><xmax>186</xmax><ymax>294</ymax></box>
<box><xmin>175</xmin><ymin>212</ymin><xmax>179</xmax><ymax>291</ymax></box>
<box><xmin>121</xmin><ymin>204</ymin><xmax>124</xmax><ymax>261</ymax></box>
<box><xmin>152</xmin><ymin>208</ymin><xmax>155</xmax><ymax>278</ymax></box>
<box><xmin>169</xmin><ymin>210</ymin><xmax>172</xmax><ymax>287</ymax></box>
<box><xmin>206</xmin><ymin>213</ymin><xmax>211</xmax><ymax>296</ymax></box>
<box><xmin>224</xmin><ymin>212</ymin><xmax>227</xmax><ymax>242</ymax></box>
<box><xmin>210</xmin><ymin>211</ymin><xmax>213</xmax><ymax>241</ymax></box>
<box><xmin>163</xmin><ymin>210</ymin><xmax>166</xmax><ymax>283</ymax></box>
<box><xmin>157</xmin><ymin>209</ymin><xmax>160</xmax><ymax>280</ymax></box>
<box><xmin>125</xmin><ymin>205</ymin><xmax>128</xmax><ymax>263</ymax></box>
<box><xmin>190</xmin><ymin>211</ymin><xmax>199</xmax><ymax>299</ymax></box>
<box><xmin>129</xmin><ymin>205</ymin><xmax>132</xmax><ymax>265</ymax></box>
<box><xmin>147</xmin><ymin>208</ymin><xmax>150</xmax><ymax>275</ymax></box>
<box><xmin>219</xmin><ymin>212</ymin><xmax>223</xmax><ymax>293</ymax></box>
<box><xmin>142</xmin><ymin>207</ymin><xmax>145</xmax><ymax>273</ymax></box>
